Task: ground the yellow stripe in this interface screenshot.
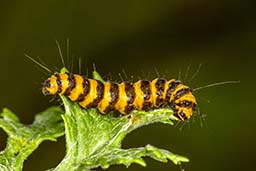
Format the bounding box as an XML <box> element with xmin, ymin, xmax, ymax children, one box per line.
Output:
<box><xmin>98</xmin><ymin>82</ymin><xmax>111</xmax><ymax>114</ymax></box>
<box><xmin>175</xmin><ymin>93</ymin><xmax>196</xmax><ymax>104</ymax></box>
<box><xmin>169</xmin><ymin>84</ymin><xmax>188</xmax><ymax>102</ymax></box>
<box><xmin>68</xmin><ymin>74</ymin><xmax>84</xmax><ymax>101</ymax></box>
<box><xmin>114</xmin><ymin>82</ymin><xmax>128</xmax><ymax>114</ymax></box>
<box><xmin>48</xmin><ymin>76</ymin><xmax>58</xmax><ymax>94</ymax></box>
<box><xmin>151</xmin><ymin>79</ymin><xmax>158</xmax><ymax>107</ymax></box>
<box><xmin>79</xmin><ymin>79</ymin><xmax>98</xmax><ymax>108</ymax></box>
<box><xmin>59</xmin><ymin>73</ymin><xmax>69</xmax><ymax>94</ymax></box>
<box><xmin>133</xmin><ymin>80</ymin><xmax>144</xmax><ymax>110</ymax></box>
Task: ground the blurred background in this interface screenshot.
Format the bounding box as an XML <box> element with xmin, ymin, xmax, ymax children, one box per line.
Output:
<box><xmin>0</xmin><ymin>1</ymin><xmax>255</xmax><ymax>171</ymax></box>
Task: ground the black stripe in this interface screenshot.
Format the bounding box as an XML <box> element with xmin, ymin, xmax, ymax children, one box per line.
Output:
<box><xmin>140</xmin><ymin>80</ymin><xmax>152</xmax><ymax>111</ymax></box>
<box><xmin>75</xmin><ymin>77</ymin><xmax>90</xmax><ymax>102</ymax></box>
<box><xmin>179</xmin><ymin>111</ymin><xmax>188</xmax><ymax>121</ymax></box>
<box><xmin>124</xmin><ymin>104</ymin><xmax>134</xmax><ymax>114</ymax></box>
<box><xmin>169</xmin><ymin>102</ymin><xmax>176</xmax><ymax>110</ymax></box>
<box><xmin>176</xmin><ymin>100</ymin><xmax>194</xmax><ymax>108</ymax></box>
<box><xmin>103</xmin><ymin>82</ymin><xmax>119</xmax><ymax>113</ymax></box>
<box><xmin>166</xmin><ymin>80</ymin><xmax>181</xmax><ymax>100</ymax></box>
<box><xmin>154</xmin><ymin>78</ymin><xmax>166</xmax><ymax>107</ymax></box>
<box><xmin>63</xmin><ymin>73</ymin><xmax>76</xmax><ymax>96</ymax></box>
<box><xmin>173</xmin><ymin>88</ymin><xmax>191</xmax><ymax>101</ymax></box>
<box><xmin>124</xmin><ymin>82</ymin><xmax>135</xmax><ymax>114</ymax></box>
<box><xmin>125</xmin><ymin>82</ymin><xmax>135</xmax><ymax>104</ymax></box>
<box><xmin>96</xmin><ymin>80</ymin><xmax>105</xmax><ymax>103</ymax></box>
<box><xmin>177</xmin><ymin>100</ymin><xmax>197</xmax><ymax>111</ymax></box>
<box><xmin>83</xmin><ymin>77</ymin><xmax>90</xmax><ymax>96</ymax></box>
<box><xmin>86</xmin><ymin>80</ymin><xmax>104</xmax><ymax>108</ymax></box>
<box><xmin>109</xmin><ymin>82</ymin><xmax>119</xmax><ymax>105</ymax></box>
<box><xmin>173</xmin><ymin>111</ymin><xmax>179</xmax><ymax>120</ymax></box>
<box><xmin>140</xmin><ymin>80</ymin><xmax>151</xmax><ymax>100</ymax></box>
<box><xmin>55</xmin><ymin>74</ymin><xmax>62</xmax><ymax>94</ymax></box>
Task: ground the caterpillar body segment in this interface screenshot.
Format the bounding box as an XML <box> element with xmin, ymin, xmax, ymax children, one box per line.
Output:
<box><xmin>42</xmin><ymin>73</ymin><xmax>197</xmax><ymax>121</ymax></box>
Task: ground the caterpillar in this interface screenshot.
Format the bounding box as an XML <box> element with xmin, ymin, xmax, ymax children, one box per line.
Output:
<box><xmin>42</xmin><ymin>73</ymin><xmax>197</xmax><ymax>121</ymax></box>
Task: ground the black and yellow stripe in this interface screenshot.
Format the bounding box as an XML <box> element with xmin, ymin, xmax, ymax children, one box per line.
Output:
<box><xmin>42</xmin><ymin>73</ymin><xmax>197</xmax><ymax>121</ymax></box>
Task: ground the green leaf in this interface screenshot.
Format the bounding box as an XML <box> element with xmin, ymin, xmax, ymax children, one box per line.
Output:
<box><xmin>50</xmin><ymin>71</ymin><xmax>189</xmax><ymax>171</ymax></box>
<box><xmin>0</xmin><ymin>107</ymin><xmax>64</xmax><ymax>171</ymax></box>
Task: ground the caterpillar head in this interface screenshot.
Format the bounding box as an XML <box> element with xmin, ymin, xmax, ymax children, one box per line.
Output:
<box><xmin>174</xmin><ymin>101</ymin><xmax>197</xmax><ymax>121</ymax></box>
<box><xmin>42</xmin><ymin>74</ymin><xmax>60</xmax><ymax>95</ymax></box>
<box><xmin>170</xmin><ymin>86</ymin><xmax>197</xmax><ymax>121</ymax></box>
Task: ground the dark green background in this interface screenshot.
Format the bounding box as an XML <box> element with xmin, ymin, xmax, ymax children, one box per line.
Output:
<box><xmin>0</xmin><ymin>1</ymin><xmax>255</xmax><ymax>171</ymax></box>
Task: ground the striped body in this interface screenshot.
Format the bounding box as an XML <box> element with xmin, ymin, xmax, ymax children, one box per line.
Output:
<box><xmin>42</xmin><ymin>73</ymin><xmax>197</xmax><ymax>121</ymax></box>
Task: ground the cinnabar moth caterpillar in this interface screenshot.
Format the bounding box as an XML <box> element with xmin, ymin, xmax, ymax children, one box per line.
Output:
<box><xmin>42</xmin><ymin>73</ymin><xmax>197</xmax><ymax>121</ymax></box>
